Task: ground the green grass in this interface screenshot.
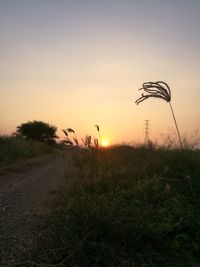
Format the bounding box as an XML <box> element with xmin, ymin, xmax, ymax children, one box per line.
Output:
<box><xmin>0</xmin><ymin>135</ymin><xmax>56</xmax><ymax>164</ymax></box>
<box><xmin>22</xmin><ymin>146</ymin><xmax>200</xmax><ymax>266</ymax></box>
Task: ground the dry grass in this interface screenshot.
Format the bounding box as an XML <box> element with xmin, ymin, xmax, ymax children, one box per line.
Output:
<box><xmin>18</xmin><ymin>145</ymin><xmax>200</xmax><ymax>267</ymax></box>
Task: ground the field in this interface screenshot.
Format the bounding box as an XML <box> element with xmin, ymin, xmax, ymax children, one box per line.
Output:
<box><xmin>22</xmin><ymin>145</ymin><xmax>200</xmax><ymax>267</ymax></box>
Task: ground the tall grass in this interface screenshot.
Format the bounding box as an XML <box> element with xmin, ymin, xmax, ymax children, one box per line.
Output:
<box><xmin>136</xmin><ymin>81</ymin><xmax>183</xmax><ymax>149</ymax></box>
<box><xmin>0</xmin><ymin>135</ymin><xmax>55</xmax><ymax>164</ymax></box>
<box><xmin>26</xmin><ymin>146</ymin><xmax>200</xmax><ymax>267</ymax></box>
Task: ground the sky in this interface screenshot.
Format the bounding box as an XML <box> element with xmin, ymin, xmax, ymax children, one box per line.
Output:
<box><xmin>1</xmin><ymin>0</ymin><xmax>200</xmax><ymax>145</ymax></box>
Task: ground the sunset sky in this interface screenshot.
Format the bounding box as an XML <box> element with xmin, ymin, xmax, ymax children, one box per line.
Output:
<box><xmin>1</xmin><ymin>0</ymin><xmax>200</xmax><ymax>145</ymax></box>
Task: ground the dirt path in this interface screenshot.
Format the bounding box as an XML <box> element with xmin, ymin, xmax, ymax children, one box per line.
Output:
<box><xmin>0</xmin><ymin>153</ymin><xmax>71</xmax><ymax>265</ymax></box>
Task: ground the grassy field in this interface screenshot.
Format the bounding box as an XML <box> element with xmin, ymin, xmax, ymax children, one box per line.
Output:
<box><xmin>24</xmin><ymin>145</ymin><xmax>200</xmax><ymax>267</ymax></box>
<box><xmin>0</xmin><ymin>135</ymin><xmax>56</xmax><ymax>164</ymax></box>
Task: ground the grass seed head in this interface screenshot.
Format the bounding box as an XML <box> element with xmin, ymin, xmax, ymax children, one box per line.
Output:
<box><xmin>62</xmin><ymin>129</ymin><xmax>68</xmax><ymax>137</ymax></box>
<box><xmin>95</xmin><ymin>125</ymin><xmax>100</xmax><ymax>132</ymax></box>
<box><xmin>135</xmin><ymin>81</ymin><xmax>171</xmax><ymax>105</ymax></box>
<box><xmin>67</xmin><ymin>128</ymin><xmax>75</xmax><ymax>133</ymax></box>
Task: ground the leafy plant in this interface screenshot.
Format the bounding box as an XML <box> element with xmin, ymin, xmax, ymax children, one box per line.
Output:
<box><xmin>15</xmin><ymin>120</ymin><xmax>58</xmax><ymax>145</ymax></box>
<box><xmin>135</xmin><ymin>81</ymin><xmax>183</xmax><ymax>149</ymax></box>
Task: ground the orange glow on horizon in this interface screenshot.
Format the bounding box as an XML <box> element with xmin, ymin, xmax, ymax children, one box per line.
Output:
<box><xmin>101</xmin><ymin>139</ymin><xmax>110</xmax><ymax>147</ymax></box>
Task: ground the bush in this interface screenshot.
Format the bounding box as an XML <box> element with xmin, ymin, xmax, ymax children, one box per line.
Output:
<box><xmin>16</xmin><ymin>120</ymin><xmax>58</xmax><ymax>144</ymax></box>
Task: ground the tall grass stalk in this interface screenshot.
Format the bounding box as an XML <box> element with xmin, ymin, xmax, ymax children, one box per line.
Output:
<box><xmin>135</xmin><ymin>81</ymin><xmax>183</xmax><ymax>149</ymax></box>
<box><xmin>169</xmin><ymin>102</ymin><xmax>183</xmax><ymax>149</ymax></box>
<box><xmin>95</xmin><ymin>125</ymin><xmax>101</xmax><ymax>145</ymax></box>
<box><xmin>62</xmin><ymin>128</ymin><xmax>79</xmax><ymax>146</ymax></box>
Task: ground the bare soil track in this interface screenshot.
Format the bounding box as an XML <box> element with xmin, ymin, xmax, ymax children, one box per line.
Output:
<box><xmin>0</xmin><ymin>153</ymin><xmax>69</xmax><ymax>266</ymax></box>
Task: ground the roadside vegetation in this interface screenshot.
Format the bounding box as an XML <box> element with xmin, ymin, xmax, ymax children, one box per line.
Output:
<box><xmin>24</xmin><ymin>145</ymin><xmax>200</xmax><ymax>267</ymax></box>
<box><xmin>0</xmin><ymin>135</ymin><xmax>56</xmax><ymax>164</ymax></box>
<box><xmin>0</xmin><ymin>121</ymin><xmax>58</xmax><ymax>165</ymax></box>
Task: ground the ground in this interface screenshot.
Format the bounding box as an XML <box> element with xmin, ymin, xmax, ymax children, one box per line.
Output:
<box><xmin>0</xmin><ymin>153</ymin><xmax>69</xmax><ymax>266</ymax></box>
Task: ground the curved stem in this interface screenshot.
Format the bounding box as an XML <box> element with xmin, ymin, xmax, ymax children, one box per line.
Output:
<box><xmin>169</xmin><ymin>102</ymin><xmax>183</xmax><ymax>149</ymax></box>
<box><xmin>98</xmin><ymin>132</ymin><xmax>102</xmax><ymax>146</ymax></box>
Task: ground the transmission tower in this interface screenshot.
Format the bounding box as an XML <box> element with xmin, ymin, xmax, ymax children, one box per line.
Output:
<box><xmin>144</xmin><ymin>120</ymin><xmax>150</xmax><ymax>145</ymax></box>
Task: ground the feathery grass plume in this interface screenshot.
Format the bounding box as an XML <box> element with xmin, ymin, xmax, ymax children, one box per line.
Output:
<box><xmin>81</xmin><ymin>135</ymin><xmax>91</xmax><ymax>148</ymax></box>
<box><xmin>66</xmin><ymin>128</ymin><xmax>79</xmax><ymax>147</ymax></box>
<box><xmin>95</xmin><ymin>125</ymin><xmax>100</xmax><ymax>132</ymax></box>
<box><xmin>83</xmin><ymin>135</ymin><xmax>92</xmax><ymax>148</ymax></box>
<box><xmin>84</xmin><ymin>135</ymin><xmax>88</xmax><ymax>147</ymax></box>
<box><xmin>95</xmin><ymin>124</ymin><xmax>102</xmax><ymax>145</ymax></box>
<box><xmin>86</xmin><ymin>135</ymin><xmax>92</xmax><ymax>148</ymax></box>
<box><xmin>62</xmin><ymin>129</ymin><xmax>73</xmax><ymax>146</ymax></box>
<box><xmin>135</xmin><ymin>81</ymin><xmax>183</xmax><ymax>149</ymax></box>
<box><xmin>66</xmin><ymin>128</ymin><xmax>75</xmax><ymax>133</ymax></box>
<box><xmin>94</xmin><ymin>138</ymin><xmax>99</xmax><ymax>148</ymax></box>
<box><xmin>62</xmin><ymin>129</ymin><xmax>68</xmax><ymax>137</ymax></box>
<box><xmin>81</xmin><ymin>138</ymin><xmax>87</xmax><ymax>146</ymax></box>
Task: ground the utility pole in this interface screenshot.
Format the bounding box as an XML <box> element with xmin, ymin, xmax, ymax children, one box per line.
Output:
<box><xmin>144</xmin><ymin>120</ymin><xmax>150</xmax><ymax>145</ymax></box>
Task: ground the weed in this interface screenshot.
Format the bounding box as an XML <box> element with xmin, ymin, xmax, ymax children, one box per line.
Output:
<box><xmin>135</xmin><ymin>81</ymin><xmax>183</xmax><ymax>149</ymax></box>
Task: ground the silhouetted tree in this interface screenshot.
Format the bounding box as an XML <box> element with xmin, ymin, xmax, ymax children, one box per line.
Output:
<box><xmin>16</xmin><ymin>120</ymin><xmax>58</xmax><ymax>144</ymax></box>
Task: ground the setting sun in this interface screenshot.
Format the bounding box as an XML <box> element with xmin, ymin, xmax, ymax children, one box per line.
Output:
<box><xmin>101</xmin><ymin>139</ymin><xmax>110</xmax><ymax>147</ymax></box>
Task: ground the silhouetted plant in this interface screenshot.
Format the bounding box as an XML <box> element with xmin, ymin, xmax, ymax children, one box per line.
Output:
<box><xmin>16</xmin><ymin>120</ymin><xmax>57</xmax><ymax>144</ymax></box>
<box><xmin>66</xmin><ymin>128</ymin><xmax>75</xmax><ymax>133</ymax></box>
<box><xmin>73</xmin><ymin>137</ymin><xmax>79</xmax><ymax>146</ymax></box>
<box><xmin>62</xmin><ymin>129</ymin><xmax>73</xmax><ymax>146</ymax></box>
<box><xmin>95</xmin><ymin>124</ymin><xmax>101</xmax><ymax>145</ymax></box>
<box><xmin>81</xmin><ymin>135</ymin><xmax>92</xmax><ymax>147</ymax></box>
<box><xmin>95</xmin><ymin>125</ymin><xmax>100</xmax><ymax>132</ymax></box>
<box><xmin>94</xmin><ymin>138</ymin><xmax>99</xmax><ymax>148</ymax></box>
<box><xmin>62</xmin><ymin>127</ymin><xmax>100</xmax><ymax>148</ymax></box>
<box><xmin>81</xmin><ymin>137</ymin><xmax>87</xmax><ymax>147</ymax></box>
<box><xmin>62</xmin><ymin>129</ymin><xmax>68</xmax><ymax>137</ymax></box>
<box><xmin>84</xmin><ymin>135</ymin><xmax>92</xmax><ymax>148</ymax></box>
<box><xmin>135</xmin><ymin>81</ymin><xmax>183</xmax><ymax>149</ymax></box>
<box><xmin>63</xmin><ymin>128</ymin><xmax>79</xmax><ymax>146</ymax></box>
